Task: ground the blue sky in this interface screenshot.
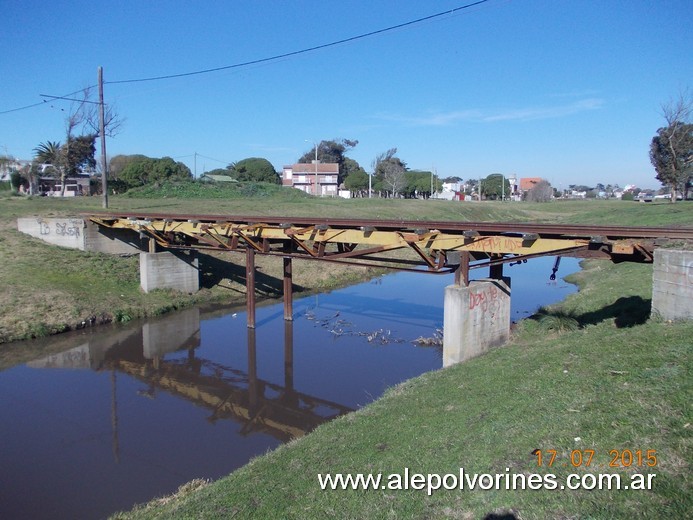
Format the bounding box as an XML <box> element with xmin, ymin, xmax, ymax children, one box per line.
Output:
<box><xmin>1</xmin><ymin>0</ymin><xmax>691</xmax><ymax>189</ymax></box>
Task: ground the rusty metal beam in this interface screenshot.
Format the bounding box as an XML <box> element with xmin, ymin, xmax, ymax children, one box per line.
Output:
<box><xmin>87</xmin><ymin>213</ymin><xmax>693</xmax><ymax>272</ymax></box>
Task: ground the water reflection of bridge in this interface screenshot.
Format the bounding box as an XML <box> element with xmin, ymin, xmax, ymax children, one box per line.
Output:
<box><xmin>28</xmin><ymin>308</ymin><xmax>353</xmax><ymax>443</ymax></box>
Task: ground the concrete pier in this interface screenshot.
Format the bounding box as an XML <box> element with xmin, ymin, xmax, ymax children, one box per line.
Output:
<box><xmin>652</xmin><ymin>249</ymin><xmax>693</xmax><ymax>320</ymax></box>
<box><xmin>443</xmin><ymin>278</ymin><xmax>511</xmax><ymax>367</ymax></box>
<box><xmin>140</xmin><ymin>251</ymin><xmax>199</xmax><ymax>294</ymax></box>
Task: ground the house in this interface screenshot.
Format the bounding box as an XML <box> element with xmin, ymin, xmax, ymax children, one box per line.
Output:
<box><xmin>282</xmin><ymin>163</ymin><xmax>339</xmax><ymax>196</ymax></box>
<box><xmin>519</xmin><ymin>177</ymin><xmax>544</xmax><ymax>193</ymax></box>
<box><xmin>0</xmin><ymin>158</ymin><xmax>31</xmax><ymax>182</ymax></box>
<box><xmin>199</xmin><ymin>174</ymin><xmax>238</xmax><ymax>183</ymax></box>
<box><xmin>40</xmin><ymin>175</ymin><xmax>91</xmax><ymax>196</ymax></box>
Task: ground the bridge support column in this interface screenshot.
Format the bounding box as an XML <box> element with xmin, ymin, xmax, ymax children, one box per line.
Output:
<box><xmin>246</xmin><ymin>248</ymin><xmax>256</xmax><ymax>328</ymax></box>
<box><xmin>490</xmin><ymin>259</ymin><xmax>503</xmax><ymax>280</ymax></box>
<box><xmin>139</xmin><ymin>251</ymin><xmax>199</xmax><ymax>294</ymax></box>
<box><xmin>652</xmin><ymin>249</ymin><xmax>693</xmax><ymax>320</ymax></box>
<box><xmin>283</xmin><ymin>256</ymin><xmax>293</xmax><ymax>320</ymax></box>
<box><xmin>443</xmin><ymin>277</ymin><xmax>511</xmax><ymax>367</ymax></box>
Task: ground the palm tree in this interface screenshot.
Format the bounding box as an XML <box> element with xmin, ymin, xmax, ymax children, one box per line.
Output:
<box><xmin>33</xmin><ymin>141</ymin><xmax>62</xmax><ymax>166</ymax></box>
<box><xmin>34</xmin><ymin>141</ymin><xmax>64</xmax><ymax>195</ymax></box>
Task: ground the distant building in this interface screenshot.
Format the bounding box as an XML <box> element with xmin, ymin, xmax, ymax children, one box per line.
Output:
<box><xmin>0</xmin><ymin>158</ymin><xmax>31</xmax><ymax>181</ymax></box>
<box><xmin>441</xmin><ymin>181</ymin><xmax>461</xmax><ymax>193</ymax></box>
<box><xmin>199</xmin><ymin>174</ymin><xmax>238</xmax><ymax>183</ymax></box>
<box><xmin>40</xmin><ymin>175</ymin><xmax>91</xmax><ymax>196</ymax></box>
<box><xmin>519</xmin><ymin>177</ymin><xmax>543</xmax><ymax>193</ymax></box>
<box><xmin>282</xmin><ymin>162</ymin><xmax>339</xmax><ymax>196</ymax></box>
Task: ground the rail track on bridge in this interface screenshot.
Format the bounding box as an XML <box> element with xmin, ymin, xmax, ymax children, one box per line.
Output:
<box><xmin>88</xmin><ymin>212</ymin><xmax>693</xmax><ymax>273</ymax></box>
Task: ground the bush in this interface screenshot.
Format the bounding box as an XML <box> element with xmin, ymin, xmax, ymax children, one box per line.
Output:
<box><xmin>621</xmin><ymin>192</ymin><xmax>634</xmax><ymax>201</ymax></box>
<box><xmin>9</xmin><ymin>171</ymin><xmax>21</xmax><ymax>192</ymax></box>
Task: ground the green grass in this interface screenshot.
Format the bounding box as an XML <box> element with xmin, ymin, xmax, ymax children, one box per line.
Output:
<box><xmin>122</xmin><ymin>180</ymin><xmax>312</xmax><ymax>200</ymax></box>
<box><xmin>112</xmin><ymin>260</ymin><xmax>692</xmax><ymax>520</ymax></box>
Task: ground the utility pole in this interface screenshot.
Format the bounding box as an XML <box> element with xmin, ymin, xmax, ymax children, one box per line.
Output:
<box><xmin>314</xmin><ymin>142</ymin><xmax>318</xmax><ymax>196</ymax></box>
<box><xmin>305</xmin><ymin>140</ymin><xmax>319</xmax><ymax>196</ymax></box>
<box><xmin>98</xmin><ymin>66</ymin><xmax>108</xmax><ymax>209</ymax></box>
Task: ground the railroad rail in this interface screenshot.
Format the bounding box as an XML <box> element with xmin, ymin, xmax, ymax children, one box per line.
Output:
<box><xmin>87</xmin><ymin>212</ymin><xmax>693</xmax><ymax>273</ymax></box>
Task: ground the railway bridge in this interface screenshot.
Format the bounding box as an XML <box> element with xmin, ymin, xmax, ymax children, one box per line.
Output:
<box><xmin>19</xmin><ymin>213</ymin><xmax>693</xmax><ymax>366</ymax></box>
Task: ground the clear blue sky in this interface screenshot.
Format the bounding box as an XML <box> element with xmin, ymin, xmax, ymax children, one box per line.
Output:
<box><xmin>1</xmin><ymin>0</ymin><xmax>691</xmax><ymax>189</ymax></box>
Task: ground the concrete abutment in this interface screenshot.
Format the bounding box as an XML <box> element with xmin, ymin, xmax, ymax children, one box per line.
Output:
<box><xmin>443</xmin><ymin>278</ymin><xmax>511</xmax><ymax>367</ymax></box>
<box><xmin>140</xmin><ymin>251</ymin><xmax>199</xmax><ymax>294</ymax></box>
<box><xmin>652</xmin><ymin>249</ymin><xmax>693</xmax><ymax>320</ymax></box>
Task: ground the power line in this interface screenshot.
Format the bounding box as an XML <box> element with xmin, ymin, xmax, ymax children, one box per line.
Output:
<box><xmin>0</xmin><ymin>87</ymin><xmax>97</xmax><ymax>115</ymax></box>
<box><xmin>40</xmin><ymin>94</ymin><xmax>102</xmax><ymax>105</ymax></box>
<box><xmin>106</xmin><ymin>0</ymin><xmax>491</xmax><ymax>85</ymax></box>
<box><xmin>0</xmin><ymin>0</ymin><xmax>491</xmax><ymax>114</ymax></box>
<box><xmin>196</xmin><ymin>153</ymin><xmax>232</xmax><ymax>165</ymax></box>
<box><xmin>0</xmin><ymin>101</ymin><xmax>45</xmax><ymax>115</ymax></box>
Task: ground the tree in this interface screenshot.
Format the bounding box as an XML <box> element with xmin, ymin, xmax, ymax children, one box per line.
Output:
<box><xmin>9</xmin><ymin>170</ymin><xmax>21</xmax><ymax>193</ymax></box>
<box><xmin>109</xmin><ymin>154</ymin><xmax>149</xmax><ymax>179</ymax></box>
<box><xmin>403</xmin><ymin>170</ymin><xmax>441</xmax><ymax>199</ymax></box>
<box><xmin>341</xmin><ymin>157</ymin><xmax>365</xmax><ymax>188</ymax></box>
<box><xmin>372</xmin><ymin>148</ymin><xmax>406</xmax><ymax>197</ymax></box>
<box><xmin>229</xmin><ymin>158</ymin><xmax>279</xmax><ymax>183</ymax></box>
<box><xmin>34</xmin><ymin>141</ymin><xmax>62</xmax><ymax>168</ymax></box>
<box><xmin>118</xmin><ymin>156</ymin><xmax>192</xmax><ymax>189</ymax></box>
<box><xmin>18</xmin><ymin>162</ymin><xmax>42</xmax><ymax>195</ymax></box>
<box><xmin>381</xmin><ymin>162</ymin><xmax>406</xmax><ymax>197</ymax></box>
<box><xmin>344</xmin><ymin>169</ymin><xmax>369</xmax><ymax>196</ymax></box>
<box><xmin>480</xmin><ymin>174</ymin><xmax>510</xmax><ymax>200</ymax></box>
<box><xmin>34</xmin><ymin>135</ymin><xmax>96</xmax><ymax>192</ymax></box>
<box><xmin>525</xmin><ymin>179</ymin><xmax>554</xmax><ymax>202</ymax></box>
<box><xmin>650</xmin><ymin>91</ymin><xmax>693</xmax><ymax>202</ymax></box>
<box><xmin>66</xmin><ymin>134</ymin><xmax>97</xmax><ymax>174</ymax></box>
<box><xmin>35</xmin><ymin>88</ymin><xmax>111</xmax><ymax>196</ymax></box>
<box><xmin>298</xmin><ymin>138</ymin><xmax>358</xmax><ymax>184</ymax></box>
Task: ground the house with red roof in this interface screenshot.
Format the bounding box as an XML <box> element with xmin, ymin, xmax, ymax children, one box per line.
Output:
<box><xmin>282</xmin><ymin>163</ymin><xmax>339</xmax><ymax>196</ymax></box>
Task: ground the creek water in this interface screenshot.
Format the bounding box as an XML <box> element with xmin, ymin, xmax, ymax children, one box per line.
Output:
<box><xmin>0</xmin><ymin>256</ymin><xmax>579</xmax><ymax>519</ymax></box>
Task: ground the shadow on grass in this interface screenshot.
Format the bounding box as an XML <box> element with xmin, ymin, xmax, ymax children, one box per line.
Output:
<box><xmin>531</xmin><ymin>296</ymin><xmax>651</xmax><ymax>330</ymax></box>
<box><xmin>484</xmin><ymin>512</ymin><xmax>518</xmax><ymax>520</ymax></box>
<box><xmin>577</xmin><ymin>296</ymin><xmax>651</xmax><ymax>328</ymax></box>
<box><xmin>197</xmin><ymin>252</ymin><xmax>306</xmax><ymax>298</ymax></box>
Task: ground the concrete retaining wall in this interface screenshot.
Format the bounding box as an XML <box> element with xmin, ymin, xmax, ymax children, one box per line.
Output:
<box><xmin>652</xmin><ymin>249</ymin><xmax>693</xmax><ymax>320</ymax></box>
<box><xmin>17</xmin><ymin>217</ymin><xmax>143</xmax><ymax>254</ymax></box>
<box><xmin>140</xmin><ymin>251</ymin><xmax>199</xmax><ymax>294</ymax></box>
<box><xmin>443</xmin><ymin>278</ymin><xmax>511</xmax><ymax>367</ymax></box>
<box><xmin>17</xmin><ymin>217</ymin><xmax>87</xmax><ymax>250</ymax></box>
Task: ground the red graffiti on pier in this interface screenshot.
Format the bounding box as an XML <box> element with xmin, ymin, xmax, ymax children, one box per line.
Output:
<box><xmin>469</xmin><ymin>284</ymin><xmax>500</xmax><ymax>314</ymax></box>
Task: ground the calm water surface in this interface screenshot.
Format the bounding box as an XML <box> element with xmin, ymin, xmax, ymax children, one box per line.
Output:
<box><xmin>0</xmin><ymin>257</ymin><xmax>579</xmax><ymax>519</ymax></box>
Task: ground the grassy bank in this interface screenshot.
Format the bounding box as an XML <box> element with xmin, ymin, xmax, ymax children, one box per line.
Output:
<box><xmin>1</xmin><ymin>187</ymin><xmax>691</xmax><ymax>345</ymax></box>
<box><xmin>113</xmin><ymin>259</ymin><xmax>691</xmax><ymax>520</ymax></box>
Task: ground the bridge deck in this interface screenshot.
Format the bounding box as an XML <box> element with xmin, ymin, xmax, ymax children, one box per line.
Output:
<box><xmin>87</xmin><ymin>212</ymin><xmax>693</xmax><ymax>272</ymax></box>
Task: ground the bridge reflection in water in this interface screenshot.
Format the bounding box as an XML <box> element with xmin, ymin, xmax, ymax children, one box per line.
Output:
<box><xmin>27</xmin><ymin>308</ymin><xmax>354</xmax><ymax>453</ymax></box>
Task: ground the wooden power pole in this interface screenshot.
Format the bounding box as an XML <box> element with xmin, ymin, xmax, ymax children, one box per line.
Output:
<box><xmin>98</xmin><ymin>66</ymin><xmax>108</xmax><ymax>208</ymax></box>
